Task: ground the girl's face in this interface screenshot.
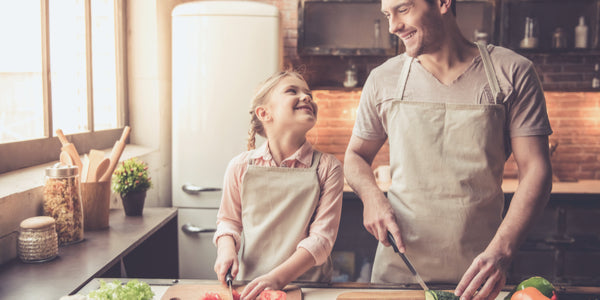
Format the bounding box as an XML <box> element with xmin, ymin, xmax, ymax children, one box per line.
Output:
<box><xmin>261</xmin><ymin>75</ymin><xmax>317</xmax><ymax>133</ymax></box>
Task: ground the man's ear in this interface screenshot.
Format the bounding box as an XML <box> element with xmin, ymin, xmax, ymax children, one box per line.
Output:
<box><xmin>255</xmin><ymin>106</ymin><xmax>272</xmax><ymax>122</ymax></box>
<box><xmin>439</xmin><ymin>0</ymin><xmax>451</xmax><ymax>15</ymax></box>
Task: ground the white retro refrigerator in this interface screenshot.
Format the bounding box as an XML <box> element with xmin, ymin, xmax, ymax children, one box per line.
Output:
<box><xmin>172</xmin><ymin>1</ymin><xmax>280</xmax><ymax>279</ymax></box>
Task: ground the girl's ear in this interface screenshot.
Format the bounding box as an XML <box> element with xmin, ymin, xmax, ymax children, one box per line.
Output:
<box><xmin>255</xmin><ymin>106</ymin><xmax>272</xmax><ymax>122</ymax></box>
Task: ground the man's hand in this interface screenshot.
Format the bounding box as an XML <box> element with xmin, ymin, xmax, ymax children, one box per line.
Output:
<box><xmin>344</xmin><ymin>135</ymin><xmax>404</xmax><ymax>251</ymax></box>
<box><xmin>362</xmin><ymin>194</ymin><xmax>404</xmax><ymax>252</ymax></box>
<box><xmin>454</xmin><ymin>249</ymin><xmax>510</xmax><ymax>300</ymax></box>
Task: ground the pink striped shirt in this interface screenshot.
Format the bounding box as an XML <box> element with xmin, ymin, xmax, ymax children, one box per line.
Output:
<box><xmin>213</xmin><ymin>140</ymin><xmax>343</xmax><ymax>265</ymax></box>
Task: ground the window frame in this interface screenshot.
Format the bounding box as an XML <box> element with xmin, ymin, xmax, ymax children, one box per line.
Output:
<box><xmin>0</xmin><ymin>0</ymin><xmax>128</xmax><ymax>174</ymax></box>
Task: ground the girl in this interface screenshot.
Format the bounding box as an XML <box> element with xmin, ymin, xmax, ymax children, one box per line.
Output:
<box><xmin>213</xmin><ymin>71</ymin><xmax>344</xmax><ymax>299</ymax></box>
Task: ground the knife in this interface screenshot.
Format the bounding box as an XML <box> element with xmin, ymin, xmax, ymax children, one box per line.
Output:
<box><xmin>387</xmin><ymin>231</ymin><xmax>429</xmax><ymax>291</ymax></box>
<box><xmin>225</xmin><ymin>266</ymin><xmax>234</xmax><ymax>300</ymax></box>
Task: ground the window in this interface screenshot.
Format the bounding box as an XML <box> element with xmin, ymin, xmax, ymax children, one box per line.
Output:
<box><xmin>0</xmin><ymin>0</ymin><xmax>126</xmax><ymax>173</ymax></box>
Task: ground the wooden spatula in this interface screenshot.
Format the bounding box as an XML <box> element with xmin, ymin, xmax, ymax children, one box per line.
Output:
<box><xmin>94</xmin><ymin>158</ymin><xmax>110</xmax><ymax>182</ymax></box>
<box><xmin>86</xmin><ymin>150</ymin><xmax>105</xmax><ymax>183</ymax></box>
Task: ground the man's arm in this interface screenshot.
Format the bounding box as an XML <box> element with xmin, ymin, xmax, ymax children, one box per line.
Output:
<box><xmin>455</xmin><ymin>135</ymin><xmax>553</xmax><ymax>300</ymax></box>
<box><xmin>344</xmin><ymin>135</ymin><xmax>405</xmax><ymax>251</ymax></box>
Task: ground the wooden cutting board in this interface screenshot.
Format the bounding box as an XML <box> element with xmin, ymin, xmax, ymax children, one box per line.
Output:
<box><xmin>336</xmin><ymin>290</ymin><xmax>433</xmax><ymax>300</ymax></box>
<box><xmin>160</xmin><ymin>284</ymin><xmax>302</xmax><ymax>300</ymax></box>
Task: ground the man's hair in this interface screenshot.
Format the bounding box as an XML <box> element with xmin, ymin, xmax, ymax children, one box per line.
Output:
<box><xmin>425</xmin><ymin>0</ymin><xmax>456</xmax><ymax>16</ymax></box>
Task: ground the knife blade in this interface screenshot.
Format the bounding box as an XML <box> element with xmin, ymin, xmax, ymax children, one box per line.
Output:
<box><xmin>387</xmin><ymin>231</ymin><xmax>429</xmax><ymax>291</ymax></box>
<box><xmin>225</xmin><ymin>266</ymin><xmax>234</xmax><ymax>299</ymax></box>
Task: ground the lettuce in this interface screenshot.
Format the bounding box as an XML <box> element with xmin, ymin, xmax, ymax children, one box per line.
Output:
<box><xmin>87</xmin><ymin>279</ymin><xmax>154</xmax><ymax>300</ymax></box>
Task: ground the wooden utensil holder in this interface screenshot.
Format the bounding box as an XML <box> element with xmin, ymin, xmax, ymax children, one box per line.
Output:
<box><xmin>81</xmin><ymin>181</ymin><xmax>111</xmax><ymax>230</ymax></box>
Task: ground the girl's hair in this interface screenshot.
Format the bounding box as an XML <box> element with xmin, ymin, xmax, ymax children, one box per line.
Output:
<box><xmin>247</xmin><ymin>70</ymin><xmax>307</xmax><ymax>150</ymax></box>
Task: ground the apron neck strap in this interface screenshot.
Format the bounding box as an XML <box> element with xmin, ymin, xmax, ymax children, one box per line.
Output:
<box><xmin>476</xmin><ymin>42</ymin><xmax>504</xmax><ymax>104</ymax></box>
<box><xmin>395</xmin><ymin>56</ymin><xmax>413</xmax><ymax>100</ymax></box>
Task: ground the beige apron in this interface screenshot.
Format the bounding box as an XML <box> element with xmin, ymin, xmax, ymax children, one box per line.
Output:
<box><xmin>371</xmin><ymin>43</ymin><xmax>507</xmax><ymax>284</ymax></box>
<box><xmin>238</xmin><ymin>150</ymin><xmax>332</xmax><ymax>282</ymax></box>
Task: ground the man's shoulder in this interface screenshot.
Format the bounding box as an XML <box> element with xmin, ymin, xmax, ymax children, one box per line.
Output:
<box><xmin>488</xmin><ymin>44</ymin><xmax>534</xmax><ymax>68</ymax></box>
<box><xmin>369</xmin><ymin>53</ymin><xmax>410</xmax><ymax>79</ymax></box>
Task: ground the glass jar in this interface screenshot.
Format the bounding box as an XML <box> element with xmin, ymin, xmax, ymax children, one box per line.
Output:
<box><xmin>18</xmin><ymin>216</ymin><xmax>58</xmax><ymax>263</ymax></box>
<box><xmin>43</xmin><ymin>164</ymin><xmax>84</xmax><ymax>245</ymax></box>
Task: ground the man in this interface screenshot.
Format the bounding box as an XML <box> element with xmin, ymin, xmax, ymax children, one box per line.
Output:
<box><xmin>343</xmin><ymin>0</ymin><xmax>553</xmax><ymax>299</ymax></box>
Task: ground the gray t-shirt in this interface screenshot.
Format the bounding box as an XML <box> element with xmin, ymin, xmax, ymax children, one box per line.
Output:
<box><xmin>353</xmin><ymin>45</ymin><xmax>553</xmax><ymax>141</ymax></box>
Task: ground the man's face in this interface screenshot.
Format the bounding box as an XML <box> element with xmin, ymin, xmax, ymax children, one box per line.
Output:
<box><xmin>381</xmin><ymin>0</ymin><xmax>445</xmax><ymax>58</ymax></box>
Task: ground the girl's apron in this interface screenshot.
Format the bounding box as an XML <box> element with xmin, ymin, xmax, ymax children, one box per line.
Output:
<box><xmin>371</xmin><ymin>43</ymin><xmax>507</xmax><ymax>284</ymax></box>
<box><xmin>238</xmin><ymin>150</ymin><xmax>332</xmax><ymax>282</ymax></box>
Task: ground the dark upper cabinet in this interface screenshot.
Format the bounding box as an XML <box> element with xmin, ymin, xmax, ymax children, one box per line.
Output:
<box><xmin>298</xmin><ymin>0</ymin><xmax>400</xmax><ymax>56</ymax></box>
<box><xmin>500</xmin><ymin>0</ymin><xmax>600</xmax><ymax>52</ymax></box>
<box><xmin>298</xmin><ymin>0</ymin><xmax>497</xmax><ymax>56</ymax></box>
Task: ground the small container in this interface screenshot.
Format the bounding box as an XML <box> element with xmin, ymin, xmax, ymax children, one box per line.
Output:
<box><xmin>575</xmin><ymin>16</ymin><xmax>588</xmax><ymax>49</ymax></box>
<box><xmin>18</xmin><ymin>216</ymin><xmax>58</xmax><ymax>263</ymax></box>
<box><xmin>520</xmin><ymin>17</ymin><xmax>539</xmax><ymax>49</ymax></box>
<box><xmin>592</xmin><ymin>63</ymin><xmax>600</xmax><ymax>89</ymax></box>
<box><xmin>343</xmin><ymin>64</ymin><xmax>358</xmax><ymax>88</ymax></box>
<box><xmin>552</xmin><ymin>28</ymin><xmax>567</xmax><ymax>49</ymax></box>
<box><xmin>43</xmin><ymin>164</ymin><xmax>84</xmax><ymax>245</ymax></box>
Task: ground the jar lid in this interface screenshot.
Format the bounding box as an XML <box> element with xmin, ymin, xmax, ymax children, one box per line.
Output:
<box><xmin>45</xmin><ymin>164</ymin><xmax>78</xmax><ymax>177</ymax></box>
<box><xmin>20</xmin><ymin>216</ymin><xmax>55</xmax><ymax>229</ymax></box>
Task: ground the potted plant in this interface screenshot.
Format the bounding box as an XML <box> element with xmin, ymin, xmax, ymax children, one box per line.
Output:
<box><xmin>111</xmin><ymin>157</ymin><xmax>152</xmax><ymax>216</ymax></box>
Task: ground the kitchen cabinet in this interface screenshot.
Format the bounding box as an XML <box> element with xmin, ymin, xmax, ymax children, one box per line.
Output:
<box><xmin>500</xmin><ymin>0</ymin><xmax>600</xmax><ymax>52</ymax></box>
<box><xmin>506</xmin><ymin>193</ymin><xmax>600</xmax><ymax>286</ymax></box>
<box><xmin>298</xmin><ymin>0</ymin><xmax>400</xmax><ymax>56</ymax></box>
<box><xmin>298</xmin><ymin>0</ymin><xmax>495</xmax><ymax>57</ymax></box>
<box><xmin>336</xmin><ymin>182</ymin><xmax>600</xmax><ymax>285</ymax></box>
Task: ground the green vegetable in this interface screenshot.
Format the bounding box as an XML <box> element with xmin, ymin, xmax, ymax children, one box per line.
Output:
<box><xmin>425</xmin><ymin>290</ymin><xmax>460</xmax><ymax>300</ymax></box>
<box><xmin>87</xmin><ymin>279</ymin><xmax>154</xmax><ymax>300</ymax></box>
<box><xmin>504</xmin><ymin>276</ymin><xmax>556</xmax><ymax>300</ymax></box>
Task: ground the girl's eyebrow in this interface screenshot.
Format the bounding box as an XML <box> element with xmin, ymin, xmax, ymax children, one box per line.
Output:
<box><xmin>286</xmin><ymin>84</ymin><xmax>312</xmax><ymax>95</ymax></box>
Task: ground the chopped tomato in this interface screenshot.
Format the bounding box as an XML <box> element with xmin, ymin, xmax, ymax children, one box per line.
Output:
<box><xmin>259</xmin><ymin>290</ymin><xmax>286</xmax><ymax>300</ymax></box>
<box><xmin>201</xmin><ymin>291</ymin><xmax>223</xmax><ymax>300</ymax></box>
<box><xmin>232</xmin><ymin>289</ymin><xmax>241</xmax><ymax>300</ymax></box>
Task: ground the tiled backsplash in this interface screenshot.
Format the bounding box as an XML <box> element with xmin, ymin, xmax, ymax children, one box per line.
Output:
<box><xmin>309</xmin><ymin>90</ymin><xmax>600</xmax><ymax>181</ymax></box>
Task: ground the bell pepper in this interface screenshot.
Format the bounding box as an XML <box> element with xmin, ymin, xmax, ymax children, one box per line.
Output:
<box><xmin>512</xmin><ymin>287</ymin><xmax>550</xmax><ymax>300</ymax></box>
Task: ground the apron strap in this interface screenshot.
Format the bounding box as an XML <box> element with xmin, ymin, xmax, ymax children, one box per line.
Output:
<box><xmin>476</xmin><ymin>42</ymin><xmax>504</xmax><ymax>104</ymax></box>
<box><xmin>395</xmin><ymin>56</ymin><xmax>413</xmax><ymax>100</ymax></box>
<box><xmin>310</xmin><ymin>150</ymin><xmax>322</xmax><ymax>169</ymax></box>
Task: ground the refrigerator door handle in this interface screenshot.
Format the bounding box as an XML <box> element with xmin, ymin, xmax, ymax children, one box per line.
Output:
<box><xmin>182</xmin><ymin>184</ymin><xmax>222</xmax><ymax>194</ymax></box>
<box><xmin>182</xmin><ymin>223</ymin><xmax>217</xmax><ymax>234</ymax></box>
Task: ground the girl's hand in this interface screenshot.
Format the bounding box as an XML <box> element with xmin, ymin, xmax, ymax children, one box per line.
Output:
<box><xmin>240</xmin><ymin>273</ymin><xmax>282</xmax><ymax>300</ymax></box>
<box><xmin>214</xmin><ymin>236</ymin><xmax>238</xmax><ymax>285</ymax></box>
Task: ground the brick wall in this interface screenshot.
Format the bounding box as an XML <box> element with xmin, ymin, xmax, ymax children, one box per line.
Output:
<box><xmin>309</xmin><ymin>90</ymin><xmax>600</xmax><ymax>180</ymax></box>
<box><xmin>245</xmin><ymin>0</ymin><xmax>600</xmax><ymax>180</ymax></box>
<box><xmin>525</xmin><ymin>53</ymin><xmax>600</xmax><ymax>91</ymax></box>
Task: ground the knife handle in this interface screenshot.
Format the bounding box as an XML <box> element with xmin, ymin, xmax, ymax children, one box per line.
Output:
<box><xmin>387</xmin><ymin>231</ymin><xmax>400</xmax><ymax>253</ymax></box>
<box><xmin>225</xmin><ymin>267</ymin><xmax>233</xmax><ymax>285</ymax></box>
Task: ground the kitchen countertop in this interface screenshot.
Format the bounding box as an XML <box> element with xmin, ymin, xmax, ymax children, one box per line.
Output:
<box><xmin>344</xmin><ymin>179</ymin><xmax>600</xmax><ymax>194</ymax></box>
<box><xmin>0</xmin><ymin>207</ymin><xmax>177</xmax><ymax>300</ymax></box>
<box><xmin>77</xmin><ymin>278</ymin><xmax>600</xmax><ymax>300</ymax></box>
